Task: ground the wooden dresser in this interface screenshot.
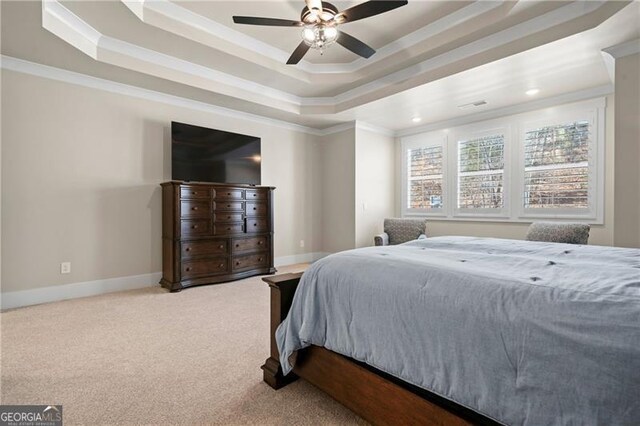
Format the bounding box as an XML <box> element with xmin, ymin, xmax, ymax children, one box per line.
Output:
<box><xmin>160</xmin><ymin>181</ymin><xmax>276</xmax><ymax>292</ymax></box>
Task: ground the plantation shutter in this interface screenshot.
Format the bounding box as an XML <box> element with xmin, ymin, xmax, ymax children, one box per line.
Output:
<box><xmin>407</xmin><ymin>145</ymin><xmax>443</xmax><ymax>209</ymax></box>
<box><xmin>523</xmin><ymin>120</ymin><xmax>590</xmax><ymax>210</ymax></box>
<box><xmin>457</xmin><ymin>134</ymin><xmax>505</xmax><ymax>209</ymax></box>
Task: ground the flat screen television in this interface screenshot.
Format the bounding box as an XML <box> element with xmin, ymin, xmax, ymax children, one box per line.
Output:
<box><xmin>171</xmin><ymin>121</ymin><xmax>261</xmax><ymax>185</ymax></box>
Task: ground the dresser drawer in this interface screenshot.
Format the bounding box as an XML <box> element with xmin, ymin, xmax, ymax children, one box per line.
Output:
<box><xmin>215</xmin><ymin>201</ymin><xmax>244</xmax><ymax>211</ymax></box>
<box><xmin>181</xmin><ymin>200</ymin><xmax>211</xmax><ymax>218</ymax></box>
<box><xmin>180</xmin><ymin>186</ymin><xmax>210</xmax><ymax>199</ymax></box>
<box><xmin>181</xmin><ymin>240</ymin><xmax>228</xmax><ymax>258</ymax></box>
<box><xmin>245</xmin><ymin>189</ymin><xmax>268</xmax><ymax>200</ymax></box>
<box><xmin>214</xmin><ymin>223</ymin><xmax>245</xmax><ymax>235</ymax></box>
<box><xmin>182</xmin><ymin>258</ymin><xmax>228</xmax><ymax>279</ymax></box>
<box><xmin>245</xmin><ymin>202</ymin><xmax>267</xmax><ymax>217</ymax></box>
<box><xmin>181</xmin><ymin>219</ymin><xmax>211</xmax><ymax>236</ymax></box>
<box><xmin>214</xmin><ymin>212</ymin><xmax>244</xmax><ymax>223</ymax></box>
<box><xmin>216</xmin><ymin>189</ymin><xmax>243</xmax><ymax>200</ymax></box>
<box><xmin>232</xmin><ymin>236</ymin><xmax>268</xmax><ymax>254</ymax></box>
<box><xmin>246</xmin><ymin>218</ymin><xmax>269</xmax><ymax>233</ymax></box>
<box><xmin>232</xmin><ymin>253</ymin><xmax>268</xmax><ymax>271</ymax></box>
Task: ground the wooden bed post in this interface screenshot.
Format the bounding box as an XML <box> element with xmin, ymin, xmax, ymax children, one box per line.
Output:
<box><xmin>261</xmin><ymin>272</ymin><xmax>303</xmax><ymax>389</ymax></box>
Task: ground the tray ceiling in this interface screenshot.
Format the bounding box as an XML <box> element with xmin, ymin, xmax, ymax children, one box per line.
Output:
<box><xmin>1</xmin><ymin>0</ymin><xmax>638</xmax><ymax>131</ymax></box>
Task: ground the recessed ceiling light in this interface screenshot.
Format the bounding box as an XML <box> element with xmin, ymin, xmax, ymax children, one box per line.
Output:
<box><xmin>412</xmin><ymin>117</ymin><xmax>422</xmax><ymax>123</ymax></box>
<box><xmin>526</xmin><ymin>88</ymin><xmax>540</xmax><ymax>96</ymax></box>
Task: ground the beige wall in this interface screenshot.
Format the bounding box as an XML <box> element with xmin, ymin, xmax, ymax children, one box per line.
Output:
<box><xmin>613</xmin><ymin>52</ymin><xmax>640</xmax><ymax>248</ymax></box>
<box><xmin>319</xmin><ymin>128</ymin><xmax>356</xmax><ymax>253</ymax></box>
<box><xmin>395</xmin><ymin>95</ymin><xmax>616</xmax><ymax>247</ymax></box>
<box><xmin>355</xmin><ymin>128</ymin><xmax>395</xmax><ymax>248</ymax></box>
<box><xmin>1</xmin><ymin>70</ymin><xmax>323</xmax><ymax>293</ymax></box>
<box><xmin>0</xmin><ymin>68</ymin><xmax>630</xmax><ymax>299</ymax></box>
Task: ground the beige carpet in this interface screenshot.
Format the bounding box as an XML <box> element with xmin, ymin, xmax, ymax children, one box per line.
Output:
<box><xmin>0</xmin><ymin>265</ymin><xmax>365</xmax><ymax>425</ymax></box>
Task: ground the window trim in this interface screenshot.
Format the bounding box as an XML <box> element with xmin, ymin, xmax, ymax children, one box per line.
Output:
<box><xmin>451</xmin><ymin>125</ymin><xmax>511</xmax><ymax>219</ymax></box>
<box><xmin>401</xmin><ymin>133</ymin><xmax>448</xmax><ymax>217</ymax></box>
<box><xmin>515</xmin><ymin>106</ymin><xmax>603</xmax><ymax>222</ymax></box>
<box><xmin>400</xmin><ymin>97</ymin><xmax>605</xmax><ymax>224</ymax></box>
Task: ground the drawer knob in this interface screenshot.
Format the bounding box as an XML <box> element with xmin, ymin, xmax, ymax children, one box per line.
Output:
<box><xmin>236</xmin><ymin>261</ymin><xmax>240</xmax><ymax>266</ymax></box>
<box><xmin>235</xmin><ymin>244</ymin><xmax>240</xmax><ymax>248</ymax></box>
<box><xmin>227</xmin><ymin>192</ymin><xmax>231</xmax><ymax>195</ymax></box>
<box><xmin>192</xmin><ymin>207</ymin><xmax>198</xmax><ymax>211</ymax></box>
<box><xmin>258</xmin><ymin>258</ymin><xmax>263</xmax><ymax>262</ymax></box>
<box><xmin>185</xmin><ymin>267</ymin><xmax>191</xmax><ymax>272</ymax></box>
<box><xmin>227</xmin><ymin>227</ymin><xmax>231</xmax><ymax>231</ymax></box>
<box><xmin>227</xmin><ymin>216</ymin><xmax>231</xmax><ymax>219</ymax></box>
<box><xmin>253</xmin><ymin>207</ymin><xmax>257</xmax><ymax>211</ymax></box>
<box><xmin>192</xmin><ymin>225</ymin><xmax>198</xmax><ymax>229</ymax></box>
<box><xmin>219</xmin><ymin>245</ymin><xmax>224</xmax><ymax>249</ymax></box>
<box><xmin>227</xmin><ymin>204</ymin><xmax>231</xmax><ymax>208</ymax></box>
<box><xmin>219</xmin><ymin>263</ymin><xmax>224</xmax><ymax>268</ymax></box>
<box><xmin>191</xmin><ymin>191</ymin><xmax>196</xmax><ymax>195</ymax></box>
<box><xmin>254</xmin><ymin>223</ymin><xmax>257</xmax><ymax>227</ymax></box>
<box><xmin>185</xmin><ymin>247</ymin><xmax>191</xmax><ymax>252</ymax></box>
<box><xmin>258</xmin><ymin>241</ymin><xmax>263</xmax><ymax>245</ymax></box>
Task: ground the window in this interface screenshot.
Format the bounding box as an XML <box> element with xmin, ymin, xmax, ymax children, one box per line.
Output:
<box><xmin>407</xmin><ymin>145</ymin><xmax>443</xmax><ymax>210</ymax></box>
<box><xmin>523</xmin><ymin>121</ymin><xmax>590</xmax><ymax>210</ymax></box>
<box><xmin>400</xmin><ymin>97</ymin><xmax>604</xmax><ymax>223</ymax></box>
<box><xmin>457</xmin><ymin>133</ymin><xmax>505</xmax><ymax>211</ymax></box>
<box><xmin>402</xmin><ymin>135</ymin><xmax>446</xmax><ymax>214</ymax></box>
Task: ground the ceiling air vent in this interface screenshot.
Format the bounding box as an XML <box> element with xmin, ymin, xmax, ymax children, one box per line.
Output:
<box><xmin>458</xmin><ymin>100</ymin><xmax>487</xmax><ymax>110</ymax></box>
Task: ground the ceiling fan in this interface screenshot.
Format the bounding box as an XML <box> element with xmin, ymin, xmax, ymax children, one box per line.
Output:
<box><xmin>233</xmin><ymin>0</ymin><xmax>409</xmax><ymax>65</ymax></box>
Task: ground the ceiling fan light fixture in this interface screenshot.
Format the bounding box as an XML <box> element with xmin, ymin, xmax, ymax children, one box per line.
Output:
<box><xmin>302</xmin><ymin>27</ymin><xmax>316</xmax><ymax>43</ymax></box>
<box><xmin>302</xmin><ymin>2</ymin><xmax>338</xmax><ymax>24</ymax></box>
<box><xmin>233</xmin><ymin>0</ymin><xmax>408</xmax><ymax>64</ymax></box>
<box><xmin>302</xmin><ymin>24</ymin><xmax>338</xmax><ymax>52</ymax></box>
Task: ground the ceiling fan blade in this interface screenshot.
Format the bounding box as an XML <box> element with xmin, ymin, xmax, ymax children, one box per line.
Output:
<box><xmin>232</xmin><ymin>16</ymin><xmax>304</xmax><ymax>27</ymax></box>
<box><xmin>287</xmin><ymin>41</ymin><xmax>311</xmax><ymax>65</ymax></box>
<box><xmin>338</xmin><ymin>1</ymin><xmax>408</xmax><ymax>24</ymax></box>
<box><xmin>305</xmin><ymin>0</ymin><xmax>323</xmax><ymax>14</ymax></box>
<box><xmin>337</xmin><ymin>31</ymin><xmax>375</xmax><ymax>59</ymax></box>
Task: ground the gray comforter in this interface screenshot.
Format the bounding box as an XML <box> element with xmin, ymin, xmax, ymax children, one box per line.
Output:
<box><xmin>276</xmin><ymin>236</ymin><xmax>640</xmax><ymax>425</ymax></box>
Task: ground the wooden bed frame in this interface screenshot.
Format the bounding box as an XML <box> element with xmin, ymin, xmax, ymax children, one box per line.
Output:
<box><xmin>260</xmin><ymin>273</ymin><xmax>498</xmax><ymax>426</ymax></box>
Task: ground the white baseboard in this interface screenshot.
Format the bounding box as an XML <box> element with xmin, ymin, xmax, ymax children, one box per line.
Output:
<box><xmin>1</xmin><ymin>252</ymin><xmax>330</xmax><ymax>310</ymax></box>
<box><xmin>1</xmin><ymin>272</ymin><xmax>162</xmax><ymax>311</ymax></box>
<box><xmin>274</xmin><ymin>252</ymin><xmax>330</xmax><ymax>267</ymax></box>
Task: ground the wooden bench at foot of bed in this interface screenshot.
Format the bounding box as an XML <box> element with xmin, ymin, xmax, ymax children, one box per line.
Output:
<box><xmin>260</xmin><ymin>273</ymin><xmax>496</xmax><ymax>426</ymax></box>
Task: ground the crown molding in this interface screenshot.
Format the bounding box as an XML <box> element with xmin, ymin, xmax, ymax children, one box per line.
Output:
<box><xmin>121</xmin><ymin>0</ymin><xmax>309</xmax><ymax>84</ymax></box>
<box><xmin>316</xmin><ymin>122</ymin><xmax>356</xmax><ymax>137</ymax></box>
<box><xmin>41</xmin><ymin>0</ymin><xmax>620</xmax><ymax>117</ymax></box>
<box><xmin>1</xmin><ymin>55</ymin><xmax>615</xmax><ymax>141</ymax></box>
<box><xmin>396</xmin><ymin>84</ymin><xmax>614</xmax><ymax>138</ymax></box>
<box><xmin>1</xmin><ymin>55</ymin><xmax>396</xmax><ymax>138</ymax></box>
<box><xmin>602</xmin><ymin>38</ymin><xmax>640</xmax><ymax>59</ymax></box>
<box><xmin>322</xmin><ymin>0</ymin><xmax>610</xmax><ymax>110</ymax></box>
<box><xmin>121</xmin><ymin>0</ymin><xmax>505</xmax><ymax>76</ymax></box>
<box><xmin>356</xmin><ymin>122</ymin><xmax>396</xmax><ymax>138</ymax></box>
<box><xmin>42</xmin><ymin>0</ymin><xmax>303</xmax><ymax>114</ymax></box>
<box><xmin>41</xmin><ymin>0</ymin><xmax>101</xmax><ymax>58</ymax></box>
<box><xmin>0</xmin><ymin>55</ymin><xmax>319</xmax><ymax>135</ymax></box>
<box><xmin>312</xmin><ymin>121</ymin><xmax>397</xmax><ymax>138</ymax></box>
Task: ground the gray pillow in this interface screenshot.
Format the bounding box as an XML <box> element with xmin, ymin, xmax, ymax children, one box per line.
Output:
<box><xmin>525</xmin><ymin>222</ymin><xmax>590</xmax><ymax>245</ymax></box>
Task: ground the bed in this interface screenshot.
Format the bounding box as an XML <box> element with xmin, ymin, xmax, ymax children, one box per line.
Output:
<box><xmin>261</xmin><ymin>236</ymin><xmax>640</xmax><ymax>425</ymax></box>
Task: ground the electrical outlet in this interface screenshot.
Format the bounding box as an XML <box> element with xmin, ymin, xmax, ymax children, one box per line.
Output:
<box><xmin>60</xmin><ymin>262</ymin><xmax>71</xmax><ymax>274</ymax></box>
<box><xmin>299</xmin><ymin>240</ymin><xmax>305</xmax><ymax>248</ymax></box>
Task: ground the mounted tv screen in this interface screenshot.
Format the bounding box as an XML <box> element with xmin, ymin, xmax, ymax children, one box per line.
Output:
<box><xmin>171</xmin><ymin>122</ymin><xmax>261</xmax><ymax>185</ymax></box>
